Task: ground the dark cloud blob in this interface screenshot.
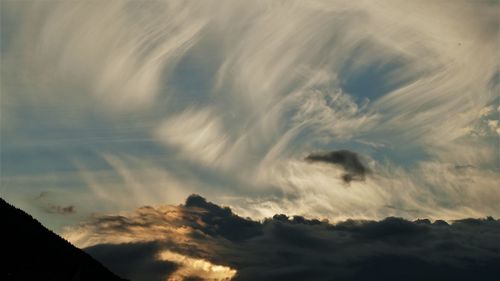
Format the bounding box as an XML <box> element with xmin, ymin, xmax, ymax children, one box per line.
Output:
<box><xmin>185</xmin><ymin>194</ymin><xmax>263</xmax><ymax>241</ymax></box>
<box><xmin>305</xmin><ymin>150</ymin><xmax>369</xmax><ymax>183</ymax></box>
<box><xmin>45</xmin><ymin>204</ymin><xmax>75</xmax><ymax>214</ymax></box>
<box><xmin>34</xmin><ymin>191</ymin><xmax>76</xmax><ymax>215</ymax></box>
<box><xmin>84</xmin><ymin>195</ymin><xmax>500</xmax><ymax>281</ymax></box>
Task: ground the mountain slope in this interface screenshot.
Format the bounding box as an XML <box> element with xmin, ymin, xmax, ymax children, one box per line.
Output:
<box><xmin>0</xmin><ymin>197</ymin><xmax>128</xmax><ymax>281</ymax></box>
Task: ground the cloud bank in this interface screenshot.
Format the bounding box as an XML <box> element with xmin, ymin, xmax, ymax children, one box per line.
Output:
<box><xmin>71</xmin><ymin>195</ymin><xmax>500</xmax><ymax>281</ymax></box>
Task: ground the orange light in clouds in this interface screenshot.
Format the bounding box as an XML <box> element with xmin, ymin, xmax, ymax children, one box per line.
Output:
<box><xmin>158</xmin><ymin>250</ymin><xmax>237</xmax><ymax>281</ymax></box>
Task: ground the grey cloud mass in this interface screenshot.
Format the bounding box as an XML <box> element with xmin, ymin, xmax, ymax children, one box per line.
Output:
<box><xmin>305</xmin><ymin>150</ymin><xmax>369</xmax><ymax>182</ymax></box>
<box><xmin>85</xmin><ymin>242</ymin><xmax>177</xmax><ymax>281</ymax></box>
<box><xmin>71</xmin><ymin>195</ymin><xmax>500</xmax><ymax>281</ymax></box>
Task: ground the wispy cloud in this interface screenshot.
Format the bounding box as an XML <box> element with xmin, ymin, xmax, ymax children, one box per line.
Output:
<box><xmin>155</xmin><ymin>107</ymin><xmax>229</xmax><ymax>166</ymax></box>
<box><xmin>1</xmin><ymin>0</ymin><xmax>499</xmax><ymax>228</ymax></box>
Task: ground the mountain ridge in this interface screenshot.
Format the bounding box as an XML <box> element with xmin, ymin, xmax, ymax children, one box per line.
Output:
<box><xmin>0</xmin><ymin>197</ymin><xmax>129</xmax><ymax>281</ymax></box>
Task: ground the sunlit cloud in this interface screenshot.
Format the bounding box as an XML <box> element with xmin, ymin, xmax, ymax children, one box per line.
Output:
<box><xmin>159</xmin><ymin>250</ymin><xmax>236</xmax><ymax>281</ymax></box>
<box><xmin>155</xmin><ymin>108</ymin><xmax>229</xmax><ymax>166</ymax></box>
<box><xmin>63</xmin><ymin>204</ymin><xmax>192</xmax><ymax>249</ymax></box>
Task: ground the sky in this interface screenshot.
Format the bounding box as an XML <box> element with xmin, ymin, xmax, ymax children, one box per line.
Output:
<box><xmin>0</xmin><ymin>1</ymin><xmax>499</xmax><ymax>277</ymax></box>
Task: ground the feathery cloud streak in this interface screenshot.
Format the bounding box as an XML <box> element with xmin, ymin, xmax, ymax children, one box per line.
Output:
<box><xmin>1</xmin><ymin>0</ymin><xmax>499</xmax><ymax>227</ymax></box>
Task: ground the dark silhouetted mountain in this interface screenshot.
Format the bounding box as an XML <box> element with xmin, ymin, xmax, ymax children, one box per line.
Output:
<box><xmin>0</xmin><ymin>197</ymin><xmax>128</xmax><ymax>281</ymax></box>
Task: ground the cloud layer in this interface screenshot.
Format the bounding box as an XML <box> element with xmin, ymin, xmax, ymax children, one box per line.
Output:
<box><xmin>74</xmin><ymin>195</ymin><xmax>500</xmax><ymax>281</ymax></box>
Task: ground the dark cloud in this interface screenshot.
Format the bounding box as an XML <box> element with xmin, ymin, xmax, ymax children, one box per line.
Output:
<box><xmin>33</xmin><ymin>191</ymin><xmax>76</xmax><ymax>215</ymax></box>
<box><xmin>305</xmin><ymin>150</ymin><xmax>369</xmax><ymax>183</ymax></box>
<box><xmin>185</xmin><ymin>194</ymin><xmax>262</xmax><ymax>241</ymax></box>
<box><xmin>78</xmin><ymin>195</ymin><xmax>500</xmax><ymax>281</ymax></box>
<box><xmin>44</xmin><ymin>204</ymin><xmax>75</xmax><ymax>214</ymax></box>
<box><xmin>454</xmin><ymin>164</ymin><xmax>475</xmax><ymax>170</ymax></box>
<box><xmin>85</xmin><ymin>242</ymin><xmax>177</xmax><ymax>281</ymax></box>
<box><xmin>36</xmin><ymin>191</ymin><xmax>49</xmax><ymax>199</ymax></box>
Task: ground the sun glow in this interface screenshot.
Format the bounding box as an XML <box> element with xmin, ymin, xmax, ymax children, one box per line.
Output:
<box><xmin>158</xmin><ymin>250</ymin><xmax>237</xmax><ymax>281</ymax></box>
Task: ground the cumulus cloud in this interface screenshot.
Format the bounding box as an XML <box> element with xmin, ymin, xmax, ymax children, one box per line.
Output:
<box><xmin>465</xmin><ymin>104</ymin><xmax>500</xmax><ymax>137</ymax></box>
<box><xmin>69</xmin><ymin>195</ymin><xmax>500</xmax><ymax>281</ymax></box>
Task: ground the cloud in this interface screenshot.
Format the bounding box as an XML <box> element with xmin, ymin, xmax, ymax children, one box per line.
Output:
<box><xmin>2</xmin><ymin>1</ymin><xmax>206</xmax><ymax>114</ymax></box>
<box><xmin>305</xmin><ymin>150</ymin><xmax>369</xmax><ymax>182</ymax></box>
<box><xmin>34</xmin><ymin>191</ymin><xmax>76</xmax><ymax>215</ymax></box>
<box><xmin>155</xmin><ymin>108</ymin><xmax>229</xmax><ymax>166</ymax></box>
<box><xmin>248</xmin><ymin>155</ymin><xmax>500</xmax><ymax>223</ymax></box>
<box><xmin>2</xmin><ymin>0</ymin><xmax>499</xmax><ymax>233</ymax></box>
<box><xmin>158</xmin><ymin>250</ymin><xmax>236</xmax><ymax>281</ymax></box>
<box><xmin>86</xmin><ymin>242</ymin><xmax>237</xmax><ymax>281</ymax></box>
<box><xmin>85</xmin><ymin>242</ymin><xmax>177</xmax><ymax>281</ymax></box>
<box><xmin>66</xmin><ymin>195</ymin><xmax>500</xmax><ymax>281</ymax></box>
<box><xmin>44</xmin><ymin>204</ymin><xmax>75</xmax><ymax>215</ymax></box>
